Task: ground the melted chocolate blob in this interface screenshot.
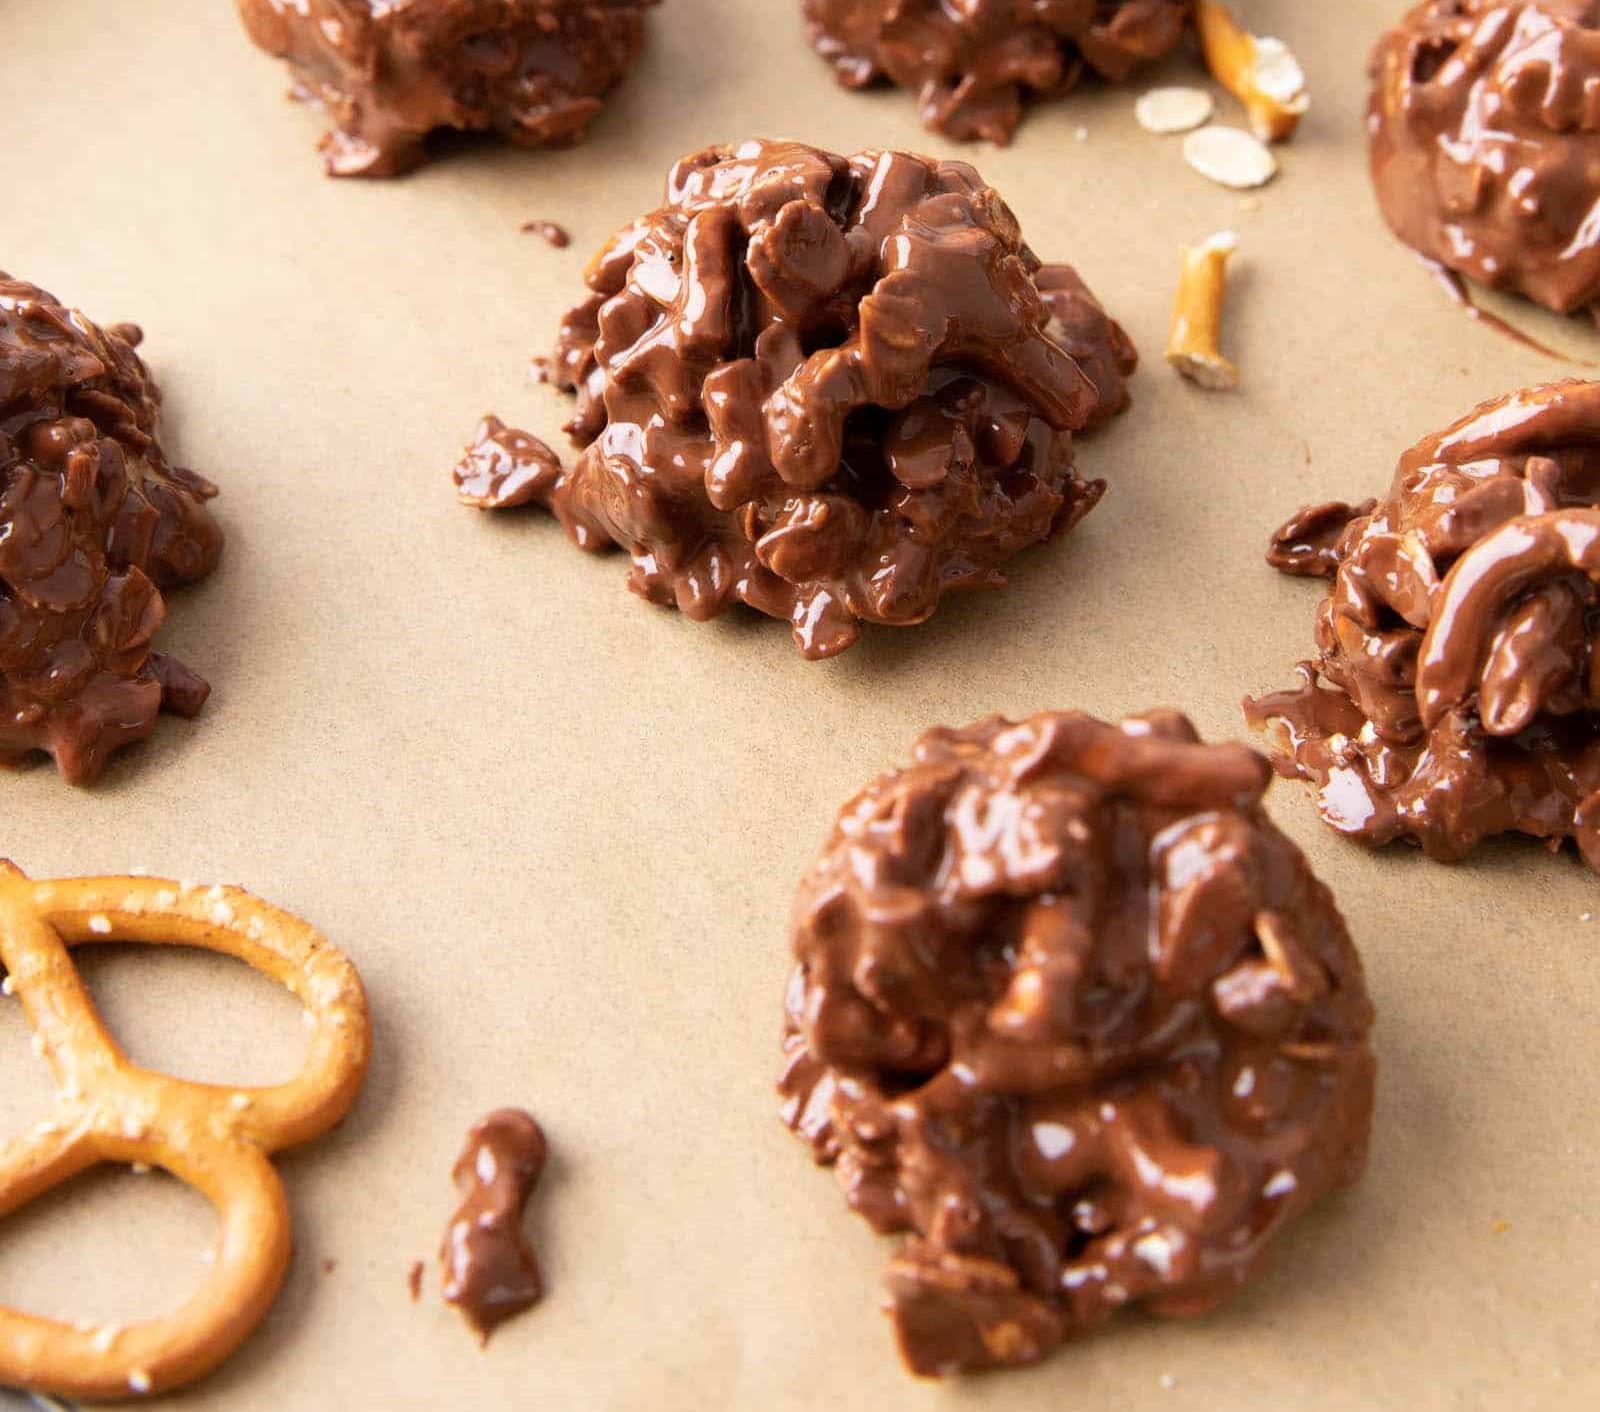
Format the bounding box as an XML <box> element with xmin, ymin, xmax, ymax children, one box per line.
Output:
<box><xmin>781</xmin><ymin>710</ymin><xmax>1375</xmax><ymax>1377</ymax></box>
<box><xmin>1371</xmin><ymin>2</ymin><xmax>1600</xmax><ymax>316</ymax></box>
<box><xmin>802</xmin><ymin>0</ymin><xmax>1192</xmax><ymax>144</ymax></box>
<box><xmin>0</xmin><ymin>275</ymin><xmax>223</xmax><ymax>784</ymax></box>
<box><xmin>523</xmin><ymin>220</ymin><xmax>573</xmax><ymax>248</ymax></box>
<box><xmin>461</xmin><ymin>139</ymin><xmax>1136</xmax><ymax>659</ymax></box>
<box><xmin>440</xmin><ymin>1109</ymin><xmax>548</xmax><ymax>1345</ymax></box>
<box><xmin>1248</xmin><ymin>379</ymin><xmax>1600</xmax><ymax>868</ymax></box>
<box><xmin>235</xmin><ymin>0</ymin><xmax>657</xmax><ymax>177</ymax></box>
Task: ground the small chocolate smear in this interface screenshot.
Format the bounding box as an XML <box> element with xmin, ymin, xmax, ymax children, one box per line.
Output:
<box><xmin>781</xmin><ymin>710</ymin><xmax>1375</xmax><ymax>1377</ymax></box>
<box><xmin>1266</xmin><ymin>500</ymin><xmax>1376</xmax><ymax>579</ymax></box>
<box><xmin>1</xmin><ymin>274</ymin><xmax>224</xmax><ymax>783</ymax></box>
<box><xmin>521</xmin><ymin>220</ymin><xmax>572</xmax><ymax>249</ymax></box>
<box><xmin>235</xmin><ymin>0</ymin><xmax>659</xmax><ymax>177</ymax></box>
<box><xmin>1371</xmin><ymin>3</ymin><xmax>1600</xmax><ymax>318</ymax></box>
<box><xmin>1418</xmin><ymin>257</ymin><xmax>1595</xmax><ymax>365</ymax></box>
<box><xmin>802</xmin><ymin>0</ymin><xmax>1192</xmax><ymax>144</ymax></box>
<box><xmin>1248</xmin><ymin>378</ymin><xmax>1600</xmax><ymax>868</ymax></box>
<box><xmin>407</xmin><ymin>1260</ymin><xmax>424</xmax><ymax>1303</ymax></box>
<box><xmin>452</xmin><ymin>416</ymin><xmax>564</xmax><ymax>511</ymax></box>
<box><xmin>440</xmin><ymin>1108</ymin><xmax>547</xmax><ymax>1345</ymax></box>
<box><xmin>467</xmin><ymin>139</ymin><xmax>1136</xmax><ymax>659</ymax></box>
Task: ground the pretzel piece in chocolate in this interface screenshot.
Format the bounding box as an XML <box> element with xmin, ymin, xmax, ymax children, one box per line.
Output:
<box><xmin>0</xmin><ymin>863</ymin><xmax>371</xmax><ymax>1401</ymax></box>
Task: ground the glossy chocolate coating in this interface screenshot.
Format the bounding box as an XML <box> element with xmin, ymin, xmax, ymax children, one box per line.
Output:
<box><xmin>780</xmin><ymin>710</ymin><xmax>1375</xmax><ymax>1377</ymax></box>
<box><xmin>0</xmin><ymin>276</ymin><xmax>222</xmax><ymax>784</ymax></box>
<box><xmin>440</xmin><ymin>1108</ymin><xmax>548</xmax><ymax>1344</ymax></box>
<box><xmin>802</xmin><ymin>0</ymin><xmax>1192</xmax><ymax>144</ymax></box>
<box><xmin>1248</xmin><ymin>380</ymin><xmax>1600</xmax><ymax>868</ymax></box>
<box><xmin>1370</xmin><ymin>1</ymin><xmax>1600</xmax><ymax>314</ymax></box>
<box><xmin>469</xmin><ymin>139</ymin><xmax>1135</xmax><ymax>659</ymax></box>
<box><xmin>236</xmin><ymin>0</ymin><xmax>656</xmax><ymax>178</ymax></box>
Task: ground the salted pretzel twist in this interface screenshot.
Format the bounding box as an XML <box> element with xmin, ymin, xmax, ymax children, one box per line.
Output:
<box><xmin>0</xmin><ymin>862</ymin><xmax>371</xmax><ymax>1401</ymax></box>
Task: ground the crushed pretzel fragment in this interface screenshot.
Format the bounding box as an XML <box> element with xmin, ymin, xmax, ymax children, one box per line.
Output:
<box><xmin>0</xmin><ymin>862</ymin><xmax>372</xmax><ymax>1402</ymax></box>
<box><xmin>1135</xmin><ymin>86</ymin><xmax>1214</xmax><ymax>135</ymax></box>
<box><xmin>1195</xmin><ymin>0</ymin><xmax>1308</xmax><ymax>142</ymax></box>
<box><xmin>1166</xmin><ymin>232</ymin><xmax>1241</xmax><ymax>391</ymax></box>
<box><xmin>1182</xmin><ymin>125</ymin><xmax>1277</xmax><ymax>188</ymax></box>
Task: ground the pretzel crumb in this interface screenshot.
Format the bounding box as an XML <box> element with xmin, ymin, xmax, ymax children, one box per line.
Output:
<box><xmin>1182</xmin><ymin>126</ymin><xmax>1276</xmax><ymax>189</ymax></box>
<box><xmin>1196</xmin><ymin>0</ymin><xmax>1308</xmax><ymax>142</ymax></box>
<box><xmin>1166</xmin><ymin>232</ymin><xmax>1241</xmax><ymax>391</ymax></box>
<box><xmin>1135</xmin><ymin>86</ymin><xmax>1214</xmax><ymax>135</ymax></box>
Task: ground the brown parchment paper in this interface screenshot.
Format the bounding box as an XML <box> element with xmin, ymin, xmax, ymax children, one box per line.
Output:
<box><xmin>3</xmin><ymin>2</ymin><xmax>1598</xmax><ymax>1408</ymax></box>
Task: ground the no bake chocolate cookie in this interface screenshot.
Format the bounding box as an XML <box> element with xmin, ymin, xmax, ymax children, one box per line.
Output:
<box><xmin>1</xmin><ymin>276</ymin><xmax>222</xmax><ymax>784</ymax></box>
<box><xmin>1370</xmin><ymin>1</ymin><xmax>1600</xmax><ymax>315</ymax></box>
<box><xmin>236</xmin><ymin>0</ymin><xmax>657</xmax><ymax>177</ymax></box>
<box><xmin>802</xmin><ymin>0</ymin><xmax>1192</xmax><ymax>144</ymax></box>
<box><xmin>1249</xmin><ymin>380</ymin><xmax>1600</xmax><ymax>867</ymax></box>
<box><xmin>780</xmin><ymin>710</ymin><xmax>1375</xmax><ymax>1375</ymax></box>
<box><xmin>459</xmin><ymin>139</ymin><xmax>1136</xmax><ymax>658</ymax></box>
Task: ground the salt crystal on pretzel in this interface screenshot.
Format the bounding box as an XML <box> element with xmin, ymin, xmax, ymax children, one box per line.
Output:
<box><xmin>0</xmin><ymin>861</ymin><xmax>371</xmax><ymax>1401</ymax></box>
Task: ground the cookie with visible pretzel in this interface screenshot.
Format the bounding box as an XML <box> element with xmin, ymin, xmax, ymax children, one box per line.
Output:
<box><xmin>1248</xmin><ymin>379</ymin><xmax>1600</xmax><ymax>868</ymax></box>
<box><xmin>0</xmin><ymin>862</ymin><xmax>371</xmax><ymax>1401</ymax></box>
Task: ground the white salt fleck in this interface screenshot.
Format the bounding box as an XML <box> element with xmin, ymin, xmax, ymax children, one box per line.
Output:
<box><xmin>87</xmin><ymin>914</ymin><xmax>112</xmax><ymax>935</ymax></box>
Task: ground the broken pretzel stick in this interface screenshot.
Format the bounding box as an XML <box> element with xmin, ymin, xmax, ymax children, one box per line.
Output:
<box><xmin>1166</xmin><ymin>232</ymin><xmax>1240</xmax><ymax>391</ymax></box>
<box><xmin>1196</xmin><ymin>0</ymin><xmax>1309</xmax><ymax>143</ymax></box>
<box><xmin>0</xmin><ymin>863</ymin><xmax>371</xmax><ymax>1402</ymax></box>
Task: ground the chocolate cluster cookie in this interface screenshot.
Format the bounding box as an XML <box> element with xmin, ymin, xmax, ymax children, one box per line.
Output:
<box><xmin>1249</xmin><ymin>380</ymin><xmax>1600</xmax><ymax>867</ymax></box>
<box><xmin>459</xmin><ymin>139</ymin><xmax>1136</xmax><ymax>658</ymax></box>
<box><xmin>1370</xmin><ymin>0</ymin><xmax>1600</xmax><ymax>315</ymax></box>
<box><xmin>781</xmin><ymin>710</ymin><xmax>1375</xmax><ymax>1375</ymax></box>
<box><xmin>802</xmin><ymin>0</ymin><xmax>1192</xmax><ymax>144</ymax></box>
<box><xmin>1</xmin><ymin>276</ymin><xmax>223</xmax><ymax>784</ymax></box>
<box><xmin>236</xmin><ymin>0</ymin><xmax>657</xmax><ymax>177</ymax></box>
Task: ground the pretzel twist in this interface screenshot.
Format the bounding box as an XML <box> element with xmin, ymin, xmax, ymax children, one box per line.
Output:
<box><xmin>0</xmin><ymin>862</ymin><xmax>371</xmax><ymax>1402</ymax></box>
